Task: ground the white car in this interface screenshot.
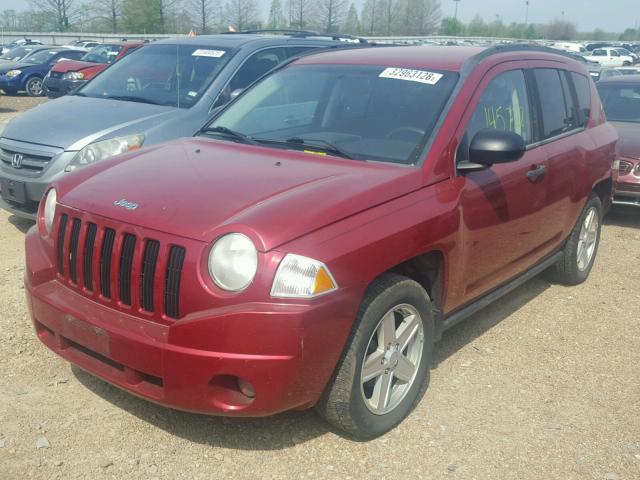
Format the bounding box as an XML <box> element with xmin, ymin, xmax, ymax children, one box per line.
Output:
<box><xmin>552</xmin><ymin>42</ymin><xmax>588</xmax><ymax>54</ymax></box>
<box><xmin>585</xmin><ymin>47</ymin><xmax>634</xmax><ymax>67</ymax></box>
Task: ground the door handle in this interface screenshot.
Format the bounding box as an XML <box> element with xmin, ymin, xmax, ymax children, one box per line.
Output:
<box><xmin>526</xmin><ymin>164</ymin><xmax>546</xmax><ymax>182</ymax></box>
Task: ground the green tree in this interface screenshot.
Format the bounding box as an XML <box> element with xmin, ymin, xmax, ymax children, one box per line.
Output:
<box><xmin>267</xmin><ymin>0</ymin><xmax>285</xmax><ymax>29</ymax></box>
<box><xmin>466</xmin><ymin>14</ymin><xmax>488</xmax><ymax>36</ymax></box>
<box><xmin>441</xmin><ymin>15</ymin><xmax>464</xmax><ymax>36</ymax></box>
<box><xmin>545</xmin><ymin>19</ymin><xmax>577</xmax><ymax>40</ymax></box>
<box><xmin>343</xmin><ymin>3</ymin><xmax>360</xmax><ymax>34</ymax></box>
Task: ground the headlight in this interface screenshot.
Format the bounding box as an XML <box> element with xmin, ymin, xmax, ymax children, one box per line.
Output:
<box><xmin>62</xmin><ymin>71</ymin><xmax>85</xmax><ymax>80</ymax></box>
<box><xmin>6</xmin><ymin>69</ymin><xmax>22</xmax><ymax>78</ymax></box>
<box><xmin>66</xmin><ymin>134</ymin><xmax>144</xmax><ymax>171</ymax></box>
<box><xmin>43</xmin><ymin>188</ymin><xmax>57</xmax><ymax>234</ymax></box>
<box><xmin>208</xmin><ymin>233</ymin><xmax>258</xmax><ymax>292</ymax></box>
<box><xmin>271</xmin><ymin>254</ymin><xmax>337</xmax><ymax>298</ymax></box>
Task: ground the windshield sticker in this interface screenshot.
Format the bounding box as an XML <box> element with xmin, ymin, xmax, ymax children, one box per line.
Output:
<box><xmin>192</xmin><ymin>49</ymin><xmax>225</xmax><ymax>58</ymax></box>
<box><xmin>303</xmin><ymin>150</ymin><xmax>327</xmax><ymax>156</ymax></box>
<box><xmin>188</xmin><ymin>91</ymin><xmax>198</xmax><ymax>97</ymax></box>
<box><xmin>379</xmin><ymin>67</ymin><xmax>443</xmax><ymax>85</ymax></box>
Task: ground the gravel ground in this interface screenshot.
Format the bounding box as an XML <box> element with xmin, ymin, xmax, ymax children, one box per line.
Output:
<box><xmin>1</xmin><ymin>96</ymin><xmax>640</xmax><ymax>480</ymax></box>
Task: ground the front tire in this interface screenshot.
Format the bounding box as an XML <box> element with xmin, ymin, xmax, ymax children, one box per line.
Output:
<box><xmin>316</xmin><ymin>274</ymin><xmax>434</xmax><ymax>439</ymax></box>
<box><xmin>550</xmin><ymin>193</ymin><xmax>602</xmax><ymax>285</ymax></box>
<box><xmin>25</xmin><ymin>76</ymin><xmax>44</xmax><ymax>97</ymax></box>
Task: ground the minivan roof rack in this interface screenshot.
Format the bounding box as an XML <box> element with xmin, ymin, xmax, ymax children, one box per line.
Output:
<box><xmin>222</xmin><ymin>29</ymin><xmax>368</xmax><ymax>43</ymax></box>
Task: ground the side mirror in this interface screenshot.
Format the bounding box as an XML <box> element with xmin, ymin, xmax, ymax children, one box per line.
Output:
<box><xmin>230</xmin><ymin>88</ymin><xmax>244</xmax><ymax>100</ymax></box>
<box><xmin>469</xmin><ymin>129</ymin><xmax>526</xmax><ymax>165</ymax></box>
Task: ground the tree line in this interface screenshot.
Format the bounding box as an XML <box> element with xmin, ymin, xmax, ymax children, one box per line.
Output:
<box><xmin>0</xmin><ymin>0</ymin><xmax>637</xmax><ymax>41</ymax></box>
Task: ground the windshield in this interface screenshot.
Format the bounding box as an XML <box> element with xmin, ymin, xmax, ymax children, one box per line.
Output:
<box><xmin>205</xmin><ymin>64</ymin><xmax>459</xmax><ymax>165</ymax></box>
<box><xmin>598</xmin><ymin>84</ymin><xmax>640</xmax><ymax>123</ymax></box>
<box><xmin>25</xmin><ymin>50</ymin><xmax>58</xmax><ymax>64</ymax></box>
<box><xmin>0</xmin><ymin>47</ymin><xmax>33</xmax><ymax>62</ymax></box>
<box><xmin>78</xmin><ymin>44</ymin><xmax>232</xmax><ymax>108</ymax></box>
<box><xmin>82</xmin><ymin>44</ymin><xmax>122</xmax><ymax>64</ymax></box>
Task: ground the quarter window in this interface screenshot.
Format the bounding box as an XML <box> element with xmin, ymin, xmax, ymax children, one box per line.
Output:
<box><xmin>533</xmin><ymin>69</ymin><xmax>575</xmax><ymax>139</ymax></box>
<box><xmin>465</xmin><ymin>69</ymin><xmax>533</xmax><ymax>144</ymax></box>
<box><xmin>571</xmin><ymin>72</ymin><xmax>592</xmax><ymax>127</ymax></box>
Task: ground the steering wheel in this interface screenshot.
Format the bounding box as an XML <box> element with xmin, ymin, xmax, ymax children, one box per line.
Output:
<box><xmin>385</xmin><ymin>126</ymin><xmax>426</xmax><ymax>141</ymax></box>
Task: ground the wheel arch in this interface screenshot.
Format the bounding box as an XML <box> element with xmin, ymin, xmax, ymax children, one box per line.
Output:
<box><xmin>592</xmin><ymin>177</ymin><xmax>613</xmax><ymax>212</ymax></box>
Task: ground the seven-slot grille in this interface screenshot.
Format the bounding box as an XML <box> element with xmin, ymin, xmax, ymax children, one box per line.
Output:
<box><xmin>55</xmin><ymin>213</ymin><xmax>186</xmax><ymax>319</ymax></box>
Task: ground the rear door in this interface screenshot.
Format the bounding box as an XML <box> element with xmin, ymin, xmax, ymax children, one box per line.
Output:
<box><xmin>530</xmin><ymin>65</ymin><xmax>594</xmax><ymax>243</ymax></box>
<box><xmin>456</xmin><ymin>65</ymin><xmax>552</xmax><ymax>303</ymax></box>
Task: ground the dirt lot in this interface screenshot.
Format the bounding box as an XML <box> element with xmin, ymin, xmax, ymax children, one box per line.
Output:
<box><xmin>1</xmin><ymin>95</ymin><xmax>639</xmax><ymax>480</ymax></box>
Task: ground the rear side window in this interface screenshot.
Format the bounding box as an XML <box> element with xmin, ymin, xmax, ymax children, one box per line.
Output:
<box><xmin>571</xmin><ymin>72</ymin><xmax>592</xmax><ymax>127</ymax></box>
<box><xmin>533</xmin><ymin>69</ymin><xmax>575</xmax><ymax>139</ymax></box>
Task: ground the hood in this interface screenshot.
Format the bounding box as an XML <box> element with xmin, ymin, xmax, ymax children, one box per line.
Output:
<box><xmin>51</xmin><ymin>59</ymin><xmax>102</xmax><ymax>73</ymax></box>
<box><xmin>57</xmin><ymin>138</ymin><xmax>421</xmax><ymax>250</ymax></box>
<box><xmin>2</xmin><ymin>96</ymin><xmax>176</xmax><ymax>150</ymax></box>
<box><xmin>0</xmin><ymin>61</ymin><xmax>33</xmax><ymax>73</ymax></box>
<box><xmin>612</xmin><ymin>121</ymin><xmax>640</xmax><ymax>159</ymax></box>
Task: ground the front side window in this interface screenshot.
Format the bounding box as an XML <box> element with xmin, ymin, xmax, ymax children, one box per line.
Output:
<box><xmin>465</xmin><ymin>69</ymin><xmax>532</xmax><ymax>144</ymax></box>
<box><xmin>206</xmin><ymin>64</ymin><xmax>459</xmax><ymax>165</ymax></box>
<box><xmin>597</xmin><ymin>84</ymin><xmax>640</xmax><ymax>123</ymax></box>
<box><xmin>78</xmin><ymin>44</ymin><xmax>232</xmax><ymax>108</ymax></box>
<box><xmin>24</xmin><ymin>50</ymin><xmax>59</xmax><ymax>64</ymax></box>
<box><xmin>592</xmin><ymin>49</ymin><xmax>606</xmax><ymax>57</ymax></box>
<box><xmin>534</xmin><ymin>69</ymin><xmax>575</xmax><ymax>139</ymax></box>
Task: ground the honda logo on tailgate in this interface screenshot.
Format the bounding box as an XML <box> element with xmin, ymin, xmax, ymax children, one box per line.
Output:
<box><xmin>11</xmin><ymin>153</ymin><xmax>23</xmax><ymax>168</ymax></box>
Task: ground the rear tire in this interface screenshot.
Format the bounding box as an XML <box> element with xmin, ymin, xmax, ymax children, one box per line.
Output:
<box><xmin>623</xmin><ymin>61</ymin><xmax>632</xmax><ymax>66</ymax></box>
<box><xmin>25</xmin><ymin>76</ymin><xmax>44</xmax><ymax>97</ymax></box>
<box><xmin>316</xmin><ymin>273</ymin><xmax>434</xmax><ymax>439</ymax></box>
<box><xmin>549</xmin><ymin>193</ymin><xmax>602</xmax><ymax>285</ymax></box>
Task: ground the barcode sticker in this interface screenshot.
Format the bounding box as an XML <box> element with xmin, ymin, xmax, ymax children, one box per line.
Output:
<box><xmin>192</xmin><ymin>49</ymin><xmax>225</xmax><ymax>58</ymax></box>
<box><xmin>379</xmin><ymin>67</ymin><xmax>443</xmax><ymax>85</ymax></box>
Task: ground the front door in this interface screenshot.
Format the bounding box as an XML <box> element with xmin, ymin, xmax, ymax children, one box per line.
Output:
<box><xmin>456</xmin><ymin>67</ymin><xmax>552</xmax><ymax>304</ymax></box>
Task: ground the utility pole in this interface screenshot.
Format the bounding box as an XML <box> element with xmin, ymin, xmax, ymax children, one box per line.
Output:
<box><xmin>453</xmin><ymin>0</ymin><xmax>461</xmax><ymax>21</ymax></box>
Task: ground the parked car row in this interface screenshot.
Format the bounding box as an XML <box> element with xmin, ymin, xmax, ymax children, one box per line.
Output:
<box><xmin>0</xmin><ymin>32</ymin><xmax>634</xmax><ymax>439</ymax></box>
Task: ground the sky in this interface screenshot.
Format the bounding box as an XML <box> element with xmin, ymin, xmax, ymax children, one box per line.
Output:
<box><xmin>1</xmin><ymin>0</ymin><xmax>639</xmax><ymax>33</ymax></box>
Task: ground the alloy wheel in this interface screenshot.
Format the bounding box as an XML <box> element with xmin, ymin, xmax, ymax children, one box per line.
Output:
<box><xmin>577</xmin><ymin>206</ymin><xmax>599</xmax><ymax>271</ymax></box>
<box><xmin>360</xmin><ymin>304</ymin><xmax>424</xmax><ymax>415</ymax></box>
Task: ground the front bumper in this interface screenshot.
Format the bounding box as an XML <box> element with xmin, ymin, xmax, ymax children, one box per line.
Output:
<box><xmin>613</xmin><ymin>167</ymin><xmax>640</xmax><ymax>207</ymax></box>
<box><xmin>0</xmin><ymin>139</ymin><xmax>72</xmax><ymax>219</ymax></box>
<box><xmin>0</xmin><ymin>74</ymin><xmax>23</xmax><ymax>92</ymax></box>
<box><xmin>44</xmin><ymin>77</ymin><xmax>86</xmax><ymax>98</ymax></box>
<box><xmin>25</xmin><ymin>227</ymin><xmax>359</xmax><ymax>416</ymax></box>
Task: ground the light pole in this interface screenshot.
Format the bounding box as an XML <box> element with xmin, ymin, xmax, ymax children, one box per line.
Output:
<box><xmin>453</xmin><ymin>0</ymin><xmax>461</xmax><ymax>21</ymax></box>
<box><xmin>525</xmin><ymin>1</ymin><xmax>530</xmax><ymax>26</ymax></box>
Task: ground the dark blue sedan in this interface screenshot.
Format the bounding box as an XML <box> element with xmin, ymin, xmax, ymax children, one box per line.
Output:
<box><xmin>0</xmin><ymin>47</ymin><xmax>85</xmax><ymax>96</ymax></box>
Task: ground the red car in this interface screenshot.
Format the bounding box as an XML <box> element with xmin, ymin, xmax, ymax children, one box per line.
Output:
<box><xmin>26</xmin><ymin>45</ymin><xmax>617</xmax><ymax>438</ymax></box>
<box><xmin>597</xmin><ymin>75</ymin><xmax>640</xmax><ymax>206</ymax></box>
<box><xmin>43</xmin><ymin>41</ymin><xmax>144</xmax><ymax>98</ymax></box>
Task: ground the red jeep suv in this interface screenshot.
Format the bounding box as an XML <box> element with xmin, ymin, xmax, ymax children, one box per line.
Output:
<box><xmin>25</xmin><ymin>45</ymin><xmax>617</xmax><ymax>438</ymax></box>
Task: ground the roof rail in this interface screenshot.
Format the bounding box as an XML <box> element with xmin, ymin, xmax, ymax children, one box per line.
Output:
<box><xmin>222</xmin><ymin>29</ymin><xmax>368</xmax><ymax>43</ymax></box>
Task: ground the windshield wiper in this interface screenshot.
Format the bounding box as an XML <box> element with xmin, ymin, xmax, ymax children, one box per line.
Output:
<box><xmin>281</xmin><ymin>137</ymin><xmax>354</xmax><ymax>159</ymax></box>
<box><xmin>103</xmin><ymin>95</ymin><xmax>162</xmax><ymax>105</ymax></box>
<box><xmin>200</xmin><ymin>126</ymin><xmax>258</xmax><ymax>145</ymax></box>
